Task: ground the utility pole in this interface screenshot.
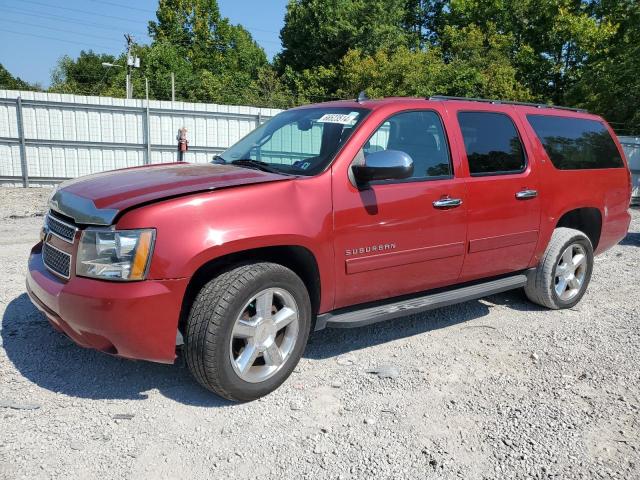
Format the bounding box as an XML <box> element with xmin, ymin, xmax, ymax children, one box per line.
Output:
<box><xmin>124</xmin><ymin>34</ymin><xmax>140</xmax><ymax>99</ymax></box>
<box><xmin>171</xmin><ymin>72</ymin><xmax>175</xmax><ymax>102</ymax></box>
<box><xmin>124</xmin><ymin>34</ymin><xmax>133</xmax><ymax>99</ymax></box>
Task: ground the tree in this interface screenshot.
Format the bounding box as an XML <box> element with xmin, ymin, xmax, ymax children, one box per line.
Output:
<box><xmin>337</xmin><ymin>24</ymin><xmax>531</xmax><ymax>101</ymax></box>
<box><xmin>50</xmin><ymin>51</ymin><xmax>123</xmax><ymax>96</ymax></box>
<box><xmin>280</xmin><ymin>64</ymin><xmax>339</xmax><ymax>104</ymax></box>
<box><xmin>36</xmin><ymin>0</ymin><xmax>638</xmax><ymax>134</ymax></box>
<box><xmin>149</xmin><ymin>0</ymin><xmax>267</xmax><ymax>76</ymax></box>
<box><xmin>245</xmin><ymin>67</ymin><xmax>298</xmax><ymax>109</ymax></box>
<box><xmin>135</xmin><ymin>42</ymin><xmax>195</xmax><ymax>101</ymax></box>
<box><xmin>0</xmin><ymin>64</ymin><xmax>38</xmax><ymax>91</ymax></box>
<box><xmin>403</xmin><ymin>0</ymin><xmax>448</xmax><ymax>48</ymax></box>
<box><xmin>145</xmin><ymin>0</ymin><xmax>270</xmax><ymax>103</ymax></box>
<box><xmin>431</xmin><ymin>0</ymin><xmax>616</xmax><ymax>103</ymax></box>
<box><xmin>569</xmin><ymin>0</ymin><xmax>640</xmax><ymax>134</ymax></box>
<box><xmin>278</xmin><ymin>0</ymin><xmax>414</xmax><ymax>72</ymax></box>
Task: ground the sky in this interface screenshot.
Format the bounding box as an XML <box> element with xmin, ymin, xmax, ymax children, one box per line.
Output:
<box><xmin>0</xmin><ymin>0</ymin><xmax>289</xmax><ymax>87</ymax></box>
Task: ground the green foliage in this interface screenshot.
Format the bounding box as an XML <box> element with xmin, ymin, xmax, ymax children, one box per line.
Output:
<box><xmin>437</xmin><ymin>0</ymin><xmax>617</xmax><ymax>103</ymax></box>
<box><xmin>136</xmin><ymin>42</ymin><xmax>195</xmax><ymax>100</ymax></box>
<box><xmin>277</xmin><ymin>0</ymin><xmax>414</xmax><ymax>71</ymax></box>
<box><xmin>46</xmin><ymin>0</ymin><xmax>270</xmax><ymax>104</ymax></box>
<box><xmin>50</xmin><ymin>51</ymin><xmax>122</xmax><ymax>96</ymax></box>
<box><xmin>143</xmin><ymin>0</ymin><xmax>268</xmax><ymax>103</ymax></box>
<box><xmin>247</xmin><ymin>67</ymin><xmax>300</xmax><ymax>109</ymax></box>
<box><xmin>0</xmin><ymin>64</ymin><xmax>38</xmax><ymax>91</ymax></box>
<box><xmin>1</xmin><ymin>0</ymin><xmax>634</xmax><ymax>133</ymax></box>
<box><xmin>338</xmin><ymin>24</ymin><xmax>531</xmax><ymax>101</ymax></box>
<box><xmin>149</xmin><ymin>0</ymin><xmax>267</xmax><ymax>76</ymax></box>
<box><xmin>568</xmin><ymin>0</ymin><xmax>640</xmax><ymax>135</ymax></box>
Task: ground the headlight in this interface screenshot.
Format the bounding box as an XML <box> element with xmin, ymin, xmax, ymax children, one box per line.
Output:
<box><xmin>76</xmin><ymin>229</ymin><xmax>155</xmax><ymax>281</ymax></box>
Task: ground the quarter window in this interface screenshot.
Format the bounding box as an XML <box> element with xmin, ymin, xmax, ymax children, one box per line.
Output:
<box><xmin>526</xmin><ymin>115</ymin><xmax>624</xmax><ymax>170</ymax></box>
<box><xmin>458</xmin><ymin>112</ymin><xmax>526</xmax><ymax>175</ymax></box>
<box><xmin>364</xmin><ymin>111</ymin><xmax>452</xmax><ymax>180</ymax></box>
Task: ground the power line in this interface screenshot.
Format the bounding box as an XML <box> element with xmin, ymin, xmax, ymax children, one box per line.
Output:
<box><xmin>2</xmin><ymin>7</ymin><xmax>150</xmax><ymax>37</ymax></box>
<box><xmin>8</xmin><ymin>0</ymin><xmax>282</xmax><ymax>37</ymax></box>
<box><xmin>0</xmin><ymin>27</ymin><xmax>118</xmax><ymax>52</ymax></box>
<box><xmin>91</xmin><ymin>48</ymin><xmax>127</xmax><ymax>95</ymax></box>
<box><xmin>0</xmin><ymin>16</ymin><xmax>277</xmax><ymax>57</ymax></box>
<box><xmin>1</xmin><ymin>2</ymin><xmax>280</xmax><ymax>40</ymax></box>
<box><xmin>54</xmin><ymin>73</ymin><xmax>122</xmax><ymax>81</ymax></box>
<box><xmin>0</xmin><ymin>4</ymin><xmax>281</xmax><ymax>66</ymax></box>
<box><xmin>85</xmin><ymin>0</ymin><xmax>282</xmax><ymax>35</ymax></box>
<box><xmin>13</xmin><ymin>0</ymin><xmax>147</xmax><ymax>25</ymax></box>
<box><xmin>86</xmin><ymin>0</ymin><xmax>155</xmax><ymax>14</ymax></box>
<box><xmin>0</xmin><ymin>18</ymin><xmax>125</xmax><ymax>43</ymax></box>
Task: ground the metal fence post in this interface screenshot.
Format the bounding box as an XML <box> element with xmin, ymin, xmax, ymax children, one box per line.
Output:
<box><xmin>16</xmin><ymin>96</ymin><xmax>28</xmax><ymax>187</ymax></box>
<box><xmin>0</xmin><ymin>90</ymin><xmax>281</xmax><ymax>185</ymax></box>
<box><xmin>144</xmin><ymin>79</ymin><xmax>151</xmax><ymax>165</ymax></box>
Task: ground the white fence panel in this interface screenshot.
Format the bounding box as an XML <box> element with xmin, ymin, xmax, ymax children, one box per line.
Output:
<box><xmin>619</xmin><ymin>136</ymin><xmax>640</xmax><ymax>204</ymax></box>
<box><xmin>0</xmin><ymin>89</ymin><xmax>281</xmax><ymax>187</ymax></box>
<box><xmin>3</xmin><ymin>90</ymin><xmax>639</xmax><ymax>198</ymax></box>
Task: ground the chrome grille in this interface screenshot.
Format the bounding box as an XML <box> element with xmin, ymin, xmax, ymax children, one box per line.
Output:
<box><xmin>46</xmin><ymin>213</ymin><xmax>77</xmax><ymax>243</ymax></box>
<box><xmin>43</xmin><ymin>242</ymin><xmax>71</xmax><ymax>279</ymax></box>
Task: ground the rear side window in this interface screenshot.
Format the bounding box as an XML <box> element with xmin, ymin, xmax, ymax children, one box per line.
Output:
<box><xmin>458</xmin><ymin>112</ymin><xmax>526</xmax><ymax>175</ymax></box>
<box><xmin>527</xmin><ymin>115</ymin><xmax>624</xmax><ymax>169</ymax></box>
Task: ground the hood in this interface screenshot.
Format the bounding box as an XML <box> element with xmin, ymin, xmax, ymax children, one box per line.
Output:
<box><xmin>49</xmin><ymin>162</ymin><xmax>290</xmax><ymax>225</ymax></box>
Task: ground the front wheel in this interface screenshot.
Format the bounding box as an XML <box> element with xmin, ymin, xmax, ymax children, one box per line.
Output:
<box><xmin>184</xmin><ymin>262</ymin><xmax>311</xmax><ymax>401</ymax></box>
<box><xmin>525</xmin><ymin>227</ymin><xmax>594</xmax><ymax>309</ymax></box>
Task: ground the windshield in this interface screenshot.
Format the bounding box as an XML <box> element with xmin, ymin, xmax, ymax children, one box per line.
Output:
<box><xmin>217</xmin><ymin>107</ymin><xmax>369</xmax><ymax>176</ymax></box>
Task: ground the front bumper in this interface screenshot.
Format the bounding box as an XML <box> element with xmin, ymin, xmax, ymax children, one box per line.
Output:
<box><xmin>26</xmin><ymin>244</ymin><xmax>189</xmax><ymax>363</ymax></box>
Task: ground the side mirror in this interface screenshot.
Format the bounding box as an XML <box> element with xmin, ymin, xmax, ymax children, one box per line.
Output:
<box><xmin>351</xmin><ymin>150</ymin><xmax>414</xmax><ymax>185</ymax></box>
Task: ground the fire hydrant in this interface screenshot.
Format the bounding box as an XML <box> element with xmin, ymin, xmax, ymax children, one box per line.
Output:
<box><xmin>177</xmin><ymin>127</ymin><xmax>188</xmax><ymax>162</ymax></box>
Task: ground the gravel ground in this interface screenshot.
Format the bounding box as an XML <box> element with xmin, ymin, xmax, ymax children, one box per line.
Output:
<box><xmin>1</xmin><ymin>188</ymin><xmax>639</xmax><ymax>480</ymax></box>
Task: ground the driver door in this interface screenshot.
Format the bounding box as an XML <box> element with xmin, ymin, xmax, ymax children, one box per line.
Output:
<box><xmin>332</xmin><ymin>108</ymin><xmax>468</xmax><ymax>309</ymax></box>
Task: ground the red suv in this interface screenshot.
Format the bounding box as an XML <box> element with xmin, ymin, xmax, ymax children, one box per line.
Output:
<box><xmin>26</xmin><ymin>96</ymin><xmax>632</xmax><ymax>401</ymax></box>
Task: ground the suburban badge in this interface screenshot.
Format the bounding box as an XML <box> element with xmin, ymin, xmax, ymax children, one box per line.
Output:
<box><xmin>345</xmin><ymin>243</ymin><xmax>396</xmax><ymax>256</ymax></box>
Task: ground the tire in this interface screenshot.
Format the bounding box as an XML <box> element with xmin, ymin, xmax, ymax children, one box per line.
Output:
<box><xmin>525</xmin><ymin>227</ymin><xmax>594</xmax><ymax>309</ymax></box>
<box><xmin>184</xmin><ymin>262</ymin><xmax>312</xmax><ymax>402</ymax></box>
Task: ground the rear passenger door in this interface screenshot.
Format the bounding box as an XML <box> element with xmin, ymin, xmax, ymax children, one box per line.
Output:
<box><xmin>448</xmin><ymin>106</ymin><xmax>541</xmax><ymax>281</ymax></box>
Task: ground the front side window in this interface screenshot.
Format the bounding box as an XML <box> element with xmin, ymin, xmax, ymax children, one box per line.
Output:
<box><xmin>364</xmin><ymin>110</ymin><xmax>452</xmax><ymax>180</ymax></box>
<box><xmin>458</xmin><ymin>112</ymin><xmax>526</xmax><ymax>175</ymax></box>
<box><xmin>526</xmin><ymin>115</ymin><xmax>624</xmax><ymax>170</ymax></box>
<box><xmin>219</xmin><ymin>107</ymin><xmax>369</xmax><ymax>176</ymax></box>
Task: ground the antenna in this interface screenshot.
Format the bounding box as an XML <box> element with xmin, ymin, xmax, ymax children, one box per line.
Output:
<box><xmin>356</xmin><ymin>91</ymin><xmax>369</xmax><ymax>104</ymax></box>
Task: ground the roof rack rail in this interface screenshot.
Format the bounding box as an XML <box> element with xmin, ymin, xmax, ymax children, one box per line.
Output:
<box><xmin>428</xmin><ymin>95</ymin><xmax>587</xmax><ymax>113</ymax></box>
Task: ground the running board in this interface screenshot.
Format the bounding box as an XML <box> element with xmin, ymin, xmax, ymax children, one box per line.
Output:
<box><xmin>315</xmin><ymin>273</ymin><xmax>529</xmax><ymax>331</ymax></box>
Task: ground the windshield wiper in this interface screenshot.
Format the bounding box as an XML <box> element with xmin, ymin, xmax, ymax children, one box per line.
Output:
<box><xmin>230</xmin><ymin>159</ymin><xmax>287</xmax><ymax>174</ymax></box>
<box><xmin>212</xmin><ymin>154</ymin><xmax>226</xmax><ymax>164</ymax></box>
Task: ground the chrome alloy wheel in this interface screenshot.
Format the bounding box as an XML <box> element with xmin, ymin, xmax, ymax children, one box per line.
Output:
<box><xmin>554</xmin><ymin>243</ymin><xmax>588</xmax><ymax>301</ymax></box>
<box><xmin>229</xmin><ymin>288</ymin><xmax>300</xmax><ymax>383</ymax></box>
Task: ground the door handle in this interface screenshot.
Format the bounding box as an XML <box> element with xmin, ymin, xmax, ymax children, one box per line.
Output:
<box><xmin>433</xmin><ymin>197</ymin><xmax>463</xmax><ymax>209</ymax></box>
<box><xmin>515</xmin><ymin>189</ymin><xmax>538</xmax><ymax>200</ymax></box>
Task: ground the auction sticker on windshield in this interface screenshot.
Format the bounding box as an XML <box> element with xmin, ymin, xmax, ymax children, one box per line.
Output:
<box><xmin>317</xmin><ymin>112</ymin><xmax>359</xmax><ymax>125</ymax></box>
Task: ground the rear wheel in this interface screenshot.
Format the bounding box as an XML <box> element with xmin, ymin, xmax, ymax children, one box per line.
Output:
<box><xmin>184</xmin><ymin>262</ymin><xmax>311</xmax><ymax>401</ymax></box>
<box><xmin>525</xmin><ymin>227</ymin><xmax>594</xmax><ymax>309</ymax></box>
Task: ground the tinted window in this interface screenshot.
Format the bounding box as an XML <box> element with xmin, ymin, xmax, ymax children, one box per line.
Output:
<box><xmin>364</xmin><ymin>111</ymin><xmax>452</xmax><ymax>180</ymax></box>
<box><xmin>527</xmin><ymin>115</ymin><xmax>624</xmax><ymax>169</ymax></box>
<box><xmin>458</xmin><ymin>112</ymin><xmax>526</xmax><ymax>175</ymax></box>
